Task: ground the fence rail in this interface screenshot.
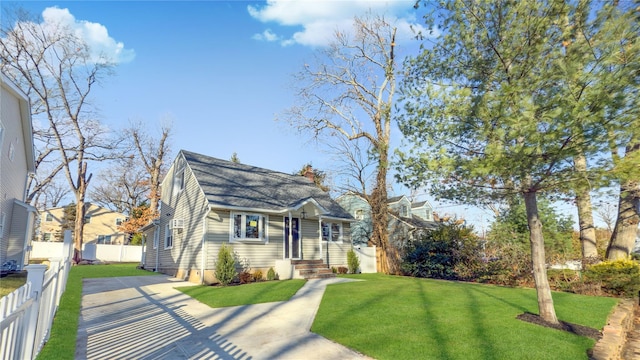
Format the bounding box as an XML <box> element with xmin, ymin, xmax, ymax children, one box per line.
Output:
<box><xmin>0</xmin><ymin>231</ymin><xmax>73</xmax><ymax>360</ymax></box>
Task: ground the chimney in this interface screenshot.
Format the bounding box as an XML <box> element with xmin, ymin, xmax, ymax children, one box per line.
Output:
<box><xmin>303</xmin><ymin>165</ymin><xmax>315</xmax><ymax>182</ymax></box>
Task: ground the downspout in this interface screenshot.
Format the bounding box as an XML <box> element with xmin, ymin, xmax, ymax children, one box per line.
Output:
<box><xmin>154</xmin><ymin>224</ymin><xmax>159</xmax><ymax>272</ymax></box>
<box><xmin>318</xmin><ymin>216</ymin><xmax>323</xmax><ymax>263</ymax></box>
<box><xmin>200</xmin><ymin>205</ymin><xmax>211</xmax><ymax>284</ymax></box>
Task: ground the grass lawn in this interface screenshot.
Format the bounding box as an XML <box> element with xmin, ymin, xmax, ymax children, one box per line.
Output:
<box><xmin>312</xmin><ymin>274</ymin><xmax>618</xmax><ymax>360</ymax></box>
<box><xmin>37</xmin><ymin>263</ymin><xmax>157</xmax><ymax>360</ymax></box>
<box><xmin>176</xmin><ymin>279</ymin><xmax>306</xmax><ymax>308</ymax></box>
<box><xmin>0</xmin><ymin>272</ymin><xmax>27</xmax><ymax>297</ymax></box>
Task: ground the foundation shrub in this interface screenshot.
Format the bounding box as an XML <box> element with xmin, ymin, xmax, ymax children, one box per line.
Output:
<box><xmin>215</xmin><ymin>243</ymin><xmax>237</xmax><ymax>286</ymax></box>
<box><xmin>267</xmin><ymin>267</ymin><xmax>277</xmax><ymax>281</ymax></box>
<box><xmin>347</xmin><ymin>249</ymin><xmax>360</xmax><ymax>274</ymax></box>
<box><xmin>253</xmin><ymin>269</ymin><xmax>264</xmax><ymax>282</ymax></box>
<box><xmin>337</xmin><ymin>266</ymin><xmax>348</xmax><ymax>274</ymax></box>
<box><xmin>238</xmin><ymin>271</ymin><xmax>253</xmax><ymax>284</ymax></box>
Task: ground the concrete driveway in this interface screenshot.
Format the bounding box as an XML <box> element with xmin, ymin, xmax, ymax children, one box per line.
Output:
<box><xmin>75</xmin><ymin>275</ymin><xmax>370</xmax><ymax>360</ymax></box>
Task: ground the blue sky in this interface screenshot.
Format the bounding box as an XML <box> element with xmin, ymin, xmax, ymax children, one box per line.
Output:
<box><xmin>3</xmin><ymin>1</ymin><xmax>504</xmax><ymax>230</ymax></box>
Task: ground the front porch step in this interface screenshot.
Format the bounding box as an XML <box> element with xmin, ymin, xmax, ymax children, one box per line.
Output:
<box><xmin>292</xmin><ymin>260</ymin><xmax>335</xmax><ymax>279</ymax></box>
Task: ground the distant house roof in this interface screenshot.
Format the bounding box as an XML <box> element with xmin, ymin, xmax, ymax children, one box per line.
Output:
<box><xmin>411</xmin><ymin>201</ymin><xmax>429</xmax><ymax>208</ymax></box>
<box><xmin>386</xmin><ymin>195</ymin><xmax>405</xmax><ymax>204</ymax></box>
<box><xmin>181</xmin><ymin>150</ymin><xmax>353</xmax><ymax>220</ymax></box>
<box><xmin>389</xmin><ymin>211</ymin><xmax>439</xmax><ymax>230</ymax></box>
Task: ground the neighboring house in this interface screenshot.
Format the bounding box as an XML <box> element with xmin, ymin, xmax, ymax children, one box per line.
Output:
<box><xmin>39</xmin><ymin>203</ymin><xmax>128</xmax><ymax>245</ymax></box>
<box><xmin>0</xmin><ymin>74</ymin><xmax>37</xmax><ymax>270</ymax></box>
<box><xmin>140</xmin><ymin>150</ymin><xmax>355</xmax><ymax>284</ymax></box>
<box><xmin>337</xmin><ymin>193</ymin><xmax>438</xmax><ymax>248</ymax></box>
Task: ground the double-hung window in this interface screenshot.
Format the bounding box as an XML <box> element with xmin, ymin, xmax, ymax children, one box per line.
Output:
<box><xmin>165</xmin><ymin>223</ymin><xmax>173</xmax><ymax>249</ymax></box>
<box><xmin>97</xmin><ymin>235</ymin><xmax>112</xmax><ymax>244</ymax></box>
<box><xmin>153</xmin><ymin>228</ymin><xmax>159</xmax><ymax>249</ymax></box>
<box><xmin>321</xmin><ymin>221</ymin><xmax>343</xmax><ymax>243</ymax></box>
<box><xmin>231</xmin><ymin>212</ymin><xmax>267</xmax><ymax>242</ymax></box>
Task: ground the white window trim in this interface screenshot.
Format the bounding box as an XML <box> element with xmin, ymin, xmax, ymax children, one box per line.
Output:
<box><xmin>229</xmin><ymin>212</ymin><xmax>269</xmax><ymax>243</ymax></box>
<box><xmin>164</xmin><ymin>223</ymin><xmax>173</xmax><ymax>249</ymax></box>
<box><xmin>321</xmin><ymin>221</ymin><xmax>344</xmax><ymax>244</ymax></box>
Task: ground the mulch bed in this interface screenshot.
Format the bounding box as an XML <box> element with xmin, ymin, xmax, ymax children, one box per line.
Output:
<box><xmin>517</xmin><ymin>312</ymin><xmax>601</xmax><ymax>340</ymax></box>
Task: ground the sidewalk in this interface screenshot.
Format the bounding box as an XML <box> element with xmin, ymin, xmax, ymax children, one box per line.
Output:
<box><xmin>75</xmin><ymin>275</ymin><xmax>370</xmax><ymax>360</ymax></box>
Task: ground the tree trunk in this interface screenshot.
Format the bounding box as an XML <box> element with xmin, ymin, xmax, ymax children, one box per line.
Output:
<box><xmin>371</xmin><ymin>143</ymin><xmax>396</xmax><ymax>274</ymax></box>
<box><xmin>574</xmin><ymin>153</ymin><xmax>599</xmax><ymax>264</ymax></box>
<box><xmin>523</xmin><ymin>191</ymin><xmax>559</xmax><ymax>324</ymax></box>
<box><xmin>73</xmin><ymin>162</ymin><xmax>90</xmax><ymax>263</ymax></box>
<box><xmin>606</xmin><ymin>180</ymin><xmax>639</xmax><ymax>260</ymax></box>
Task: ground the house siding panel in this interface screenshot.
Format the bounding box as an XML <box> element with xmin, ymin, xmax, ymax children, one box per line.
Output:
<box><xmin>1</xmin><ymin>79</ymin><xmax>32</xmax><ymax>265</ymax></box>
<box><xmin>157</xmin><ymin>160</ymin><xmax>208</xmax><ymax>277</ymax></box>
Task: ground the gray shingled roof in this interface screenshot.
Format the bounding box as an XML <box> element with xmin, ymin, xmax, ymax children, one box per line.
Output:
<box><xmin>181</xmin><ymin>150</ymin><xmax>353</xmax><ymax>220</ymax></box>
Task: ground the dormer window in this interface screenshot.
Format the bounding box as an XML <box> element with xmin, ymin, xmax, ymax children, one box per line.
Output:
<box><xmin>401</xmin><ymin>205</ymin><xmax>408</xmax><ymax>217</ymax></box>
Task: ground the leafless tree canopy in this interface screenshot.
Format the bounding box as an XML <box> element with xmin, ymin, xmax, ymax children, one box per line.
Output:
<box><xmin>1</xmin><ymin>8</ymin><xmax>120</xmax><ymax>260</ymax></box>
<box><xmin>279</xmin><ymin>13</ymin><xmax>399</xmax><ymax>273</ymax></box>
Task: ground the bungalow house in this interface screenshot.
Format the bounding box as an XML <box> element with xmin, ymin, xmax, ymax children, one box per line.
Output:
<box><xmin>140</xmin><ymin>150</ymin><xmax>355</xmax><ymax>284</ymax></box>
<box><xmin>39</xmin><ymin>203</ymin><xmax>128</xmax><ymax>245</ymax></box>
<box><xmin>0</xmin><ymin>74</ymin><xmax>37</xmax><ymax>271</ymax></box>
<box><xmin>337</xmin><ymin>193</ymin><xmax>439</xmax><ymax>248</ymax></box>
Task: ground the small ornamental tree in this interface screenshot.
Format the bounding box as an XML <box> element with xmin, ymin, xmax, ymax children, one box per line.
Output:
<box><xmin>347</xmin><ymin>248</ymin><xmax>360</xmax><ymax>274</ymax></box>
<box><xmin>215</xmin><ymin>244</ymin><xmax>236</xmax><ymax>286</ymax></box>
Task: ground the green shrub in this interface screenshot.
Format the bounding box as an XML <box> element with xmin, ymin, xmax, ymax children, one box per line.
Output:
<box><xmin>337</xmin><ymin>266</ymin><xmax>348</xmax><ymax>274</ymax></box>
<box><xmin>402</xmin><ymin>221</ymin><xmax>480</xmax><ymax>280</ymax></box>
<box><xmin>267</xmin><ymin>267</ymin><xmax>277</xmax><ymax>281</ymax></box>
<box><xmin>582</xmin><ymin>259</ymin><xmax>640</xmax><ymax>297</ymax></box>
<box><xmin>347</xmin><ymin>248</ymin><xmax>360</xmax><ymax>274</ymax></box>
<box><xmin>215</xmin><ymin>243</ymin><xmax>237</xmax><ymax>286</ymax></box>
<box><xmin>253</xmin><ymin>269</ymin><xmax>264</xmax><ymax>282</ymax></box>
<box><xmin>331</xmin><ymin>266</ymin><xmax>337</xmax><ymax>274</ymax></box>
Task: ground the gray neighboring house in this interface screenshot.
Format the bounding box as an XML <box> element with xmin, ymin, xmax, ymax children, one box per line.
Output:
<box><xmin>337</xmin><ymin>193</ymin><xmax>438</xmax><ymax>248</ymax></box>
<box><xmin>0</xmin><ymin>74</ymin><xmax>37</xmax><ymax>271</ymax></box>
<box><xmin>141</xmin><ymin>150</ymin><xmax>355</xmax><ymax>284</ymax></box>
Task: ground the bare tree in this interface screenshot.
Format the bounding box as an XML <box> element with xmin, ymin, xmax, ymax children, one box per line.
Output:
<box><xmin>37</xmin><ymin>177</ymin><xmax>70</xmax><ymax>209</ymax></box>
<box><xmin>127</xmin><ymin>120</ymin><xmax>171</xmax><ymax>217</ymax></box>
<box><xmin>90</xmin><ymin>157</ymin><xmax>148</xmax><ymax>215</ymax></box>
<box><xmin>281</xmin><ymin>13</ymin><xmax>398</xmax><ymax>273</ymax></box>
<box><xmin>595</xmin><ymin>199</ymin><xmax>618</xmax><ymax>233</ymax></box>
<box><xmin>1</xmin><ymin>9</ymin><xmax>119</xmax><ymax>261</ymax></box>
<box><xmin>326</xmin><ymin>136</ymin><xmax>376</xmax><ymax>199</ymax></box>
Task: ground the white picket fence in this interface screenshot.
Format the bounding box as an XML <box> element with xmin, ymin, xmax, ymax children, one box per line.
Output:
<box><xmin>31</xmin><ymin>241</ymin><xmax>142</xmax><ymax>263</ymax></box>
<box><xmin>0</xmin><ymin>231</ymin><xmax>73</xmax><ymax>360</ymax></box>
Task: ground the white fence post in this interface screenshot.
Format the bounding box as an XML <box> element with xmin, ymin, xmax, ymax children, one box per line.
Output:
<box><xmin>22</xmin><ymin>264</ymin><xmax>47</xmax><ymax>360</ymax></box>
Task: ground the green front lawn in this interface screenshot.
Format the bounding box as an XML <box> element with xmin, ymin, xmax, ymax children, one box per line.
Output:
<box><xmin>0</xmin><ymin>272</ymin><xmax>27</xmax><ymax>297</ymax></box>
<box><xmin>176</xmin><ymin>279</ymin><xmax>306</xmax><ymax>308</ymax></box>
<box><xmin>312</xmin><ymin>274</ymin><xmax>618</xmax><ymax>360</ymax></box>
<box><xmin>37</xmin><ymin>263</ymin><xmax>156</xmax><ymax>360</ymax></box>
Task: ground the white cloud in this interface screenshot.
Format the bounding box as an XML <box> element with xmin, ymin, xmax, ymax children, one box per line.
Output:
<box><xmin>247</xmin><ymin>0</ymin><xmax>430</xmax><ymax>47</ymax></box>
<box><xmin>40</xmin><ymin>7</ymin><xmax>135</xmax><ymax>64</ymax></box>
<box><xmin>252</xmin><ymin>29</ymin><xmax>281</xmax><ymax>42</ymax></box>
